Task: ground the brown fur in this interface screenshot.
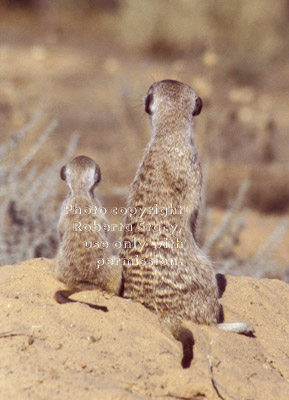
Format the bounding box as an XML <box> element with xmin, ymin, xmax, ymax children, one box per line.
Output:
<box><xmin>54</xmin><ymin>156</ymin><xmax>121</xmax><ymax>303</ymax></box>
<box><xmin>120</xmin><ymin>80</ymin><xmax>253</xmax><ymax>366</ymax></box>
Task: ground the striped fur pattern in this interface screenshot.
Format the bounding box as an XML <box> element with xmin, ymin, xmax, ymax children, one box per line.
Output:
<box><xmin>55</xmin><ymin>156</ymin><xmax>121</xmax><ymax>298</ymax></box>
<box><xmin>121</xmin><ymin>80</ymin><xmax>221</xmax><ymax>326</ymax></box>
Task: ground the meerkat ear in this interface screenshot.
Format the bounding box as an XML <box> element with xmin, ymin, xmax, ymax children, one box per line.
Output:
<box><xmin>192</xmin><ymin>96</ymin><xmax>203</xmax><ymax>116</ymax></box>
<box><xmin>60</xmin><ymin>166</ymin><xmax>66</xmax><ymax>181</ymax></box>
<box><xmin>94</xmin><ymin>165</ymin><xmax>101</xmax><ymax>185</ymax></box>
<box><xmin>145</xmin><ymin>92</ymin><xmax>153</xmax><ymax>115</ymax></box>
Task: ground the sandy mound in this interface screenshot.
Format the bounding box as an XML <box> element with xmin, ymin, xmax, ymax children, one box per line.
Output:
<box><xmin>0</xmin><ymin>258</ymin><xmax>288</xmax><ymax>400</ymax></box>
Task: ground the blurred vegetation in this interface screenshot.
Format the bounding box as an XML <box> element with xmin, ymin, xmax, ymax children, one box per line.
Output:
<box><xmin>0</xmin><ymin>115</ymin><xmax>78</xmax><ymax>265</ymax></box>
<box><xmin>198</xmin><ymin>176</ymin><xmax>289</xmax><ymax>281</ymax></box>
<box><xmin>2</xmin><ymin>0</ymin><xmax>288</xmax><ymax>80</ymax></box>
<box><xmin>0</xmin><ymin>122</ymin><xmax>287</xmax><ymax>282</ymax></box>
<box><xmin>0</xmin><ymin>0</ymin><xmax>288</xmax><ymax>278</ymax></box>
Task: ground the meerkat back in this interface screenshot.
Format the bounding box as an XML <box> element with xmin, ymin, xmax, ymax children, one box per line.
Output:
<box><xmin>120</xmin><ymin>80</ymin><xmax>253</xmax><ymax>368</ymax></box>
<box><xmin>54</xmin><ymin>155</ymin><xmax>121</xmax><ymax>303</ymax></box>
<box><xmin>120</xmin><ymin>80</ymin><xmax>217</xmax><ymax>322</ymax></box>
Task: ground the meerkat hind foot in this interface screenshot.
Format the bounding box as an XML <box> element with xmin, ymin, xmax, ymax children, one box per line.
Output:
<box><xmin>217</xmin><ymin>322</ymin><xmax>255</xmax><ymax>336</ymax></box>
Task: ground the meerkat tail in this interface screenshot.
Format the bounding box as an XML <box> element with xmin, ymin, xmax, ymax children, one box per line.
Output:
<box><xmin>54</xmin><ymin>289</ymin><xmax>80</xmax><ymax>304</ymax></box>
<box><xmin>170</xmin><ymin>324</ymin><xmax>194</xmax><ymax>368</ymax></box>
<box><xmin>217</xmin><ymin>322</ymin><xmax>255</xmax><ymax>336</ymax></box>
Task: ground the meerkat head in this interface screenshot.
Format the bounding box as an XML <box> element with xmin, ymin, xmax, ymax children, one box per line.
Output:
<box><xmin>60</xmin><ymin>155</ymin><xmax>101</xmax><ymax>196</ymax></box>
<box><xmin>144</xmin><ymin>79</ymin><xmax>202</xmax><ymax>124</ymax></box>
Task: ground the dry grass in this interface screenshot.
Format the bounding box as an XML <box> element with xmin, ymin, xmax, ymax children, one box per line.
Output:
<box><xmin>197</xmin><ymin>174</ymin><xmax>289</xmax><ymax>281</ymax></box>
<box><xmin>1</xmin><ymin>117</ymin><xmax>287</xmax><ymax>283</ymax></box>
<box><xmin>0</xmin><ymin>114</ymin><xmax>78</xmax><ymax>265</ymax></box>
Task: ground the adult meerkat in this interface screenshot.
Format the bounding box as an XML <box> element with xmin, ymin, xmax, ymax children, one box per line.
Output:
<box><xmin>54</xmin><ymin>155</ymin><xmax>121</xmax><ymax>303</ymax></box>
<box><xmin>120</xmin><ymin>80</ymin><xmax>254</xmax><ymax>368</ymax></box>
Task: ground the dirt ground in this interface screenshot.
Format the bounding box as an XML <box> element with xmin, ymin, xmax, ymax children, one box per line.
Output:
<box><xmin>0</xmin><ymin>258</ymin><xmax>288</xmax><ymax>400</ymax></box>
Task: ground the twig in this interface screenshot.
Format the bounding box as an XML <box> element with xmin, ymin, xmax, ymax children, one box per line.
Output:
<box><xmin>251</xmin><ymin>219</ymin><xmax>289</xmax><ymax>264</ymax></box>
<box><xmin>17</xmin><ymin>119</ymin><xmax>58</xmax><ymax>171</ymax></box>
<box><xmin>203</xmin><ymin>180</ymin><xmax>250</xmax><ymax>255</ymax></box>
<box><xmin>0</xmin><ymin>109</ymin><xmax>42</xmax><ymax>160</ymax></box>
<box><xmin>207</xmin><ymin>335</ymin><xmax>240</xmax><ymax>400</ymax></box>
<box><xmin>0</xmin><ymin>330</ymin><xmax>27</xmax><ymax>338</ymax></box>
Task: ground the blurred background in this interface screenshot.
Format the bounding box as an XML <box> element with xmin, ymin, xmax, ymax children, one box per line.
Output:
<box><xmin>0</xmin><ymin>0</ymin><xmax>288</xmax><ymax>279</ymax></box>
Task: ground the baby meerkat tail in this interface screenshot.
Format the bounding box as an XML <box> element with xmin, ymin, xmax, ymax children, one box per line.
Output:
<box><xmin>54</xmin><ymin>289</ymin><xmax>81</xmax><ymax>304</ymax></box>
<box><xmin>217</xmin><ymin>322</ymin><xmax>255</xmax><ymax>336</ymax></box>
<box><xmin>170</xmin><ymin>323</ymin><xmax>194</xmax><ymax>369</ymax></box>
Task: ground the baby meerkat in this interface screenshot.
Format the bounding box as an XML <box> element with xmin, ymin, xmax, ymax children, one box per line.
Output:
<box><xmin>54</xmin><ymin>155</ymin><xmax>121</xmax><ymax>303</ymax></box>
<box><xmin>120</xmin><ymin>80</ymin><xmax>254</xmax><ymax>368</ymax></box>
